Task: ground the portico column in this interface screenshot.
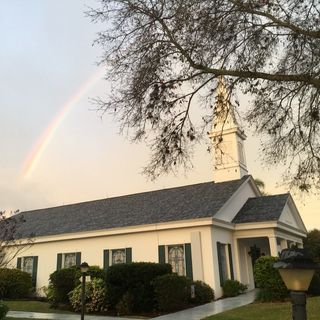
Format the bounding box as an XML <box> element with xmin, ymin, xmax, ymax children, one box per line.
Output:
<box><xmin>232</xmin><ymin>238</ymin><xmax>240</xmax><ymax>281</ymax></box>
<box><xmin>268</xmin><ymin>236</ymin><xmax>279</xmax><ymax>257</ymax></box>
<box><xmin>280</xmin><ymin>239</ymin><xmax>288</xmax><ymax>250</ymax></box>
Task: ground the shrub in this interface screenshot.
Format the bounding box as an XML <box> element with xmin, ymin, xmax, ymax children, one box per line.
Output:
<box><xmin>191</xmin><ymin>281</ymin><xmax>215</xmax><ymax>304</ymax></box>
<box><xmin>49</xmin><ymin>267</ymin><xmax>79</xmax><ymax>305</ymax></box>
<box><xmin>84</xmin><ymin>266</ymin><xmax>107</xmax><ymax>281</ymax></box>
<box><xmin>222</xmin><ymin>280</ymin><xmax>247</xmax><ymax>297</ymax></box>
<box><xmin>48</xmin><ymin>266</ymin><xmax>106</xmax><ymax>306</ymax></box>
<box><xmin>69</xmin><ymin>278</ymin><xmax>107</xmax><ymax>313</ymax></box>
<box><xmin>253</xmin><ymin>256</ymin><xmax>288</xmax><ymax>302</ymax></box>
<box><xmin>116</xmin><ymin>292</ymin><xmax>134</xmax><ymax>316</ymax></box>
<box><xmin>0</xmin><ymin>268</ymin><xmax>33</xmax><ymax>299</ymax></box>
<box><xmin>106</xmin><ymin>262</ymin><xmax>171</xmax><ymax>313</ymax></box>
<box><xmin>0</xmin><ymin>301</ymin><xmax>8</xmax><ymax>320</ymax></box>
<box><xmin>308</xmin><ymin>271</ymin><xmax>320</xmax><ymax>296</ymax></box>
<box><xmin>153</xmin><ymin>274</ymin><xmax>191</xmax><ymax>312</ymax></box>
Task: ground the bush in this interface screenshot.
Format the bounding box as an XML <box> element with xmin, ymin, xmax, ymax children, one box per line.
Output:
<box><xmin>0</xmin><ymin>301</ymin><xmax>8</xmax><ymax>320</ymax></box>
<box><xmin>308</xmin><ymin>271</ymin><xmax>320</xmax><ymax>296</ymax></box>
<box><xmin>0</xmin><ymin>268</ymin><xmax>33</xmax><ymax>299</ymax></box>
<box><xmin>222</xmin><ymin>280</ymin><xmax>247</xmax><ymax>297</ymax></box>
<box><xmin>191</xmin><ymin>281</ymin><xmax>215</xmax><ymax>304</ymax></box>
<box><xmin>84</xmin><ymin>266</ymin><xmax>107</xmax><ymax>281</ymax></box>
<box><xmin>48</xmin><ymin>265</ymin><xmax>106</xmax><ymax>306</ymax></box>
<box><xmin>153</xmin><ymin>274</ymin><xmax>191</xmax><ymax>312</ymax></box>
<box><xmin>116</xmin><ymin>292</ymin><xmax>134</xmax><ymax>316</ymax></box>
<box><xmin>106</xmin><ymin>262</ymin><xmax>171</xmax><ymax>313</ymax></box>
<box><xmin>69</xmin><ymin>278</ymin><xmax>107</xmax><ymax>313</ymax></box>
<box><xmin>254</xmin><ymin>256</ymin><xmax>288</xmax><ymax>302</ymax></box>
<box><xmin>49</xmin><ymin>267</ymin><xmax>79</xmax><ymax>305</ymax></box>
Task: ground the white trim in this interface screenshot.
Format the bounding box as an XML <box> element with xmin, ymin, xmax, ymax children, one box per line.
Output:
<box><xmin>15</xmin><ymin>217</ymin><xmax>214</xmax><ymax>245</ymax></box>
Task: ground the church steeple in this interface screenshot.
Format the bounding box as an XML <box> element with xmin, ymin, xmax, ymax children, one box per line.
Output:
<box><xmin>209</xmin><ymin>77</ymin><xmax>248</xmax><ymax>182</ymax></box>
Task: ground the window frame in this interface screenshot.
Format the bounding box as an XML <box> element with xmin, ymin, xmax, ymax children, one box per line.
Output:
<box><xmin>159</xmin><ymin>243</ymin><xmax>193</xmax><ymax>279</ymax></box>
<box><xmin>111</xmin><ymin>248</ymin><xmax>127</xmax><ymax>265</ymax></box>
<box><xmin>17</xmin><ymin>256</ymin><xmax>38</xmax><ymax>287</ymax></box>
<box><xmin>217</xmin><ymin>242</ymin><xmax>234</xmax><ymax>286</ymax></box>
<box><xmin>103</xmin><ymin>247</ymin><xmax>132</xmax><ymax>270</ymax></box>
<box><xmin>166</xmin><ymin>244</ymin><xmax>186</xmax><ymax>276</ymax></box>
<box><xmin>62</xmin><ymin>252</ymin><xmax>77</xmax><ymax>269</ymax></box>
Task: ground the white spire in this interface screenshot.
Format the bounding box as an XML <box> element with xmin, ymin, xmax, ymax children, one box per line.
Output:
<box><xmin>209</xmin><ymin>77</ymin><xmax>248</xmax><ymax>182</ymax></box>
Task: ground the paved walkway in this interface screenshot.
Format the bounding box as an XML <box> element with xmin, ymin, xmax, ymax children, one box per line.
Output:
<box><xmin>7</xmin><ymin>290</ymin><xmax>256</xmax><ymax>320</ymax></box>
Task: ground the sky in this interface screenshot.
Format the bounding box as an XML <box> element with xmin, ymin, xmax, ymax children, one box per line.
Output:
<box><xmin>0</xmin><ymin>0</ymin><xmax>319</xmax><ymax>230</ymax></box>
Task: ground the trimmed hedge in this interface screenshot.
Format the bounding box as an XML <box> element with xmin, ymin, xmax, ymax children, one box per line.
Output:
<box><xmin>0</xmin><ymin>301</ymin><xmax>8</xmax><ymax>320</ymax></box>
<box><xmin>191</xmin><ymin>280</ymin><xmax>215</xmax><ymax>304</ymax></box>
<box><xmin>0</xmin><ymin>268</ymin><xmax>33</xmax><ymax>299</ymax></box>
<box><xmin>106</xmin><ymin>262</ymin><xmax>172</xmax><ymax>312</ymax></box>
<box><xmin>222</xmin><ymin>279</ymin><xmax>247</xmax><ymax>297</ymax></box>
<box><xmin>153</xmin><ymin>274</ymin><xmax>191</xmax><ymax>312</ymax></box>
<box><xmin>254</xmin><ymin>256</ymin><xmax>288</xmax><ymax>302</ymax></box>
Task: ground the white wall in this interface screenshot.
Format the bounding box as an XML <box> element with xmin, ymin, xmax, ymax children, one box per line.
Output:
<box><xmin>11</xmin><ymin>225</ymin><xmax>216</xmax><ymax>296</ymax></box>
<box><xmin>211</xmin><ymin>225</ymin><xmax>234</xmax><ymax>297</ymax></box>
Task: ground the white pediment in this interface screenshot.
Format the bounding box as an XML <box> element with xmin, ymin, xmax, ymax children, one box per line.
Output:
<box><xmin>279</xmin><ymin>197</ymin><xmax>307</xmax><ymax>233</ymax></box>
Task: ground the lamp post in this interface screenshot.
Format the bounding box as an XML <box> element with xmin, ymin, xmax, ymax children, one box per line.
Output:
<box><xmin>274</xmin><ymin>248</ymin><xmax>320</xmax><ymax>320</ymax></box>
<box><xmin>80</xmin><ymin>262</ymin><xmax>89</xmax><ymax>320</ymax></box>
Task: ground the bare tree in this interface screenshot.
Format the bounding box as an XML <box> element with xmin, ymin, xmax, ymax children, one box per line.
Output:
<box><xmin>88</xmin><ymin>0</ymin><xmax>320</xmax><ymax>190</ymax></box>
<box><xmin>0</xmin><ymin>211</ymin><xmax>33</xmax><ymax>268</ymax></box>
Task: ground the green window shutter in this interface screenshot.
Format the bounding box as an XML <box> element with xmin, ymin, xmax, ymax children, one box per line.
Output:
<box><xmin>32</xmin><ymin>256</ymin><xmax>38</xmax><ymax>287</ymax></box>
<box><xmin>76</xmin><ymin>252</ymin><xmax>81</xmax><ymax>267</ymax></box>
<box><xmin>17</xmin><ymin>257</ymin><xmax>22</xmax><ymax>269</ymax></box>
<box><xmin>217</xmin><ymin>242</ymin><xmax>224</xmax><ymax>286</ymax></box>
<box><xmin>228</xmin><ymin>244</ymin><xmax>234</xmax><ymax>280</ymax></box>
<box><xmin>125</xmin><ymin>248</ymin><xmax>132</xmax><ymax>263</ymax></box>
<box><xmin>103</xmin><ymin>250</ymin><xmax>110</xmax><ymax>270</ymax></box>
<box><xmin>57</xmin><ymin>253</ymin><xmax>62</xmax><ymax>270</ymax></box>
<box><xmin>185</xmin><ymin>243</ymin><xmax>193</xmax><ymax>280</ymax></box>
<box><xmin>158</xmin><ymin>245</ymin><xmax>165</xmax><ymax>264</ymax></box>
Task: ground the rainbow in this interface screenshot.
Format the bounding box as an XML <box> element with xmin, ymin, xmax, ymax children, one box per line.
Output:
<box><xmin>21</xmin><ymin>68</ymin><xmax>104</xmax><ymax>179</ymax></box>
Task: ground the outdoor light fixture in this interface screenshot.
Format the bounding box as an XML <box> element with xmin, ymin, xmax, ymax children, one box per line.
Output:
<box><xmin>80</xmin><ymin>262</ymin><xmax>89</xmax><ymax>274</ymax></box>
<box><xmin>80</xmin><ymin>262</ymin><xmax>89</xmax><ymax>320</ymax></box>
<box><xmin>274</xmin><ymin>248</ymin><xmax>320</xmax><ymax>320</ymax></box>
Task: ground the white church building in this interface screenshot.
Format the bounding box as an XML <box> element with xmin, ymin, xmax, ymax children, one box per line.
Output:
<box><xmin>11</xmin><ymin>82</ymin><xmax>307</xmax><ymax>298</ymax></box>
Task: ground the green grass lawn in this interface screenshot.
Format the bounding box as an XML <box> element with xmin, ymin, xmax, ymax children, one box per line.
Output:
<box><xmin>203</xmin><ymin>296</ymin><xmax>320</xmax><ymax>320</ymax></box>
<box><xmin>6</xmin><ymin>318</ymin><xmax>51</xmax><ymax>320</ymax></box>
<box><xmin>3</xmin><ymin>300</ymin><xmax>73</xmax><ymax>314</ymax></box>
<box><xmin>3</xmin><ymin>297</ymin><xmax>320</xmax><ymax>320</ymax></box>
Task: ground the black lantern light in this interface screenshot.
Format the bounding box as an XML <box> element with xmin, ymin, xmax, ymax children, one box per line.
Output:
<box><xmin>274</xmin><ymin>248</ymin><xmax>320</xmax><ymax>320</ymax></box>
<box><xmin>80</xmin><ymin>262</ymin><xmax>89</xmax><ymax>320</ymax></box>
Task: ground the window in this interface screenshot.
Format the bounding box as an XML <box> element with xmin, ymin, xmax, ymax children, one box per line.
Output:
<box><xmin>168</xmin><ymin>245</ymin><xmax>185</xmax><ymax>276</ymax></box>
<box><xmin>112</xmin><ymin>249</ymin><xmax>126</xmax><ymax>264</ymax></box>
<box><xmin>22</xmin><ymin>256</ymin><xmax>34</xmax><ymax>275</ymax></box>
<box><xmin>64</xmin><ymin>253</ymin><xmax>76</xmax><ymax>268</ymax></box>
<box><xmin>17</xmin><ymin>256</ymin><xmax>38</xmax><ymax>287</ymax></box>
<box><xmin>158</xmin><ymin>243</ymin><xmax>193</xmax><ymax>279</ymax></box>
<box><xmin>217</xmin><ymin>242</ymin><xmax>234</xmax><ymax>286</ymax></box>
<box><xmin>238</xmin><ymin>142</ymin><xmax>245</xmax><ymax>164</ymax></box>
<box><xmin>103</xmin><ymin>248</ymin><xmax>132</xmax><ymax>270</ymax></box>
<box><xmin>215</xmin><ymin>142</ymin><xmax>232</xmax><ymax>166</ymax></box>
<box><xmin>56</xmin><ymin>252</ymin><xmax>81</xmax><ymax>270</ymax></box>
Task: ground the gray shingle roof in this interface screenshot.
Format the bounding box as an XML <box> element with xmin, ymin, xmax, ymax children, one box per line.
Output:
<box><xmin>232</xmin><ymin>194</ymin><xmax>289</xmax><ymax>224</ymax></box>
<box><xmin>14</xmin><ymin>176</ymin><xmax>249</xmax><ymax>239</ymax></box>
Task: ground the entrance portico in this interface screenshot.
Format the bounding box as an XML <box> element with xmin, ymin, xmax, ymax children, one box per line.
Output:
<box><xmin>233</xmin><ymin>222</ymin><xmax>305</xmax><ymax>289</ymax></box>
